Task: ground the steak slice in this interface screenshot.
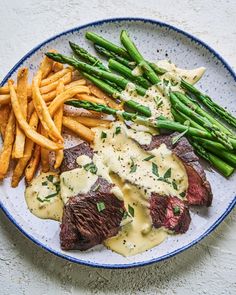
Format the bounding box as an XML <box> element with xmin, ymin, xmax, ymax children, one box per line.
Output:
<box><xmin>60</xmin><ymin>144</ymin><xmax>125</xmax><ymax>251</ymax></box>
<box><xmin>60</xmin><ymin>142</ymin><xmax>93</xmax><ymax>172</ymax></box>
<box><xmin>143</xmin><ymin>133</ymin><xmax>212</xmax><ymax>207</ymax></box>
<box><xmin>150</xmin><ymin>193</ymin><xmax>191</xmax><ymax>233</ymax></box>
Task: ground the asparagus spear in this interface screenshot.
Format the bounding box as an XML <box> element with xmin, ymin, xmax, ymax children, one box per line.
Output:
<box><xmin>173</xmin><ymin>91</ymin><xmax>234</xmax><ymax>136</ymax></box>
<box><xmin>172</xmin><ymin>108</ymin><xmax>236</xmax><ymax>166</ymax></box>
<box><xmin>181</xmin><ymin>79</ymin><xmax>236</xmax><ymax>128</ymax></box>
<box><xmin>94</xmin><ymin>44</ymin><xmax>166</xmax><ymax>75</ymax></box>
<box><xmin>65</xmin><ymin>99</ymin><xmax>236</xmax><ymax>148</ymax></box>
<box><xmin>46</xmin><ymin>52</ymin><xmax>151</xmax><ymax>117</ymax></box>
<box><xmin>170</xmin><ymin>92</ymin><xmax>233</xmax><ymax>150</ymax></box>
<box><xmin>189</xmin><ymin>140</ymin><xmax>234</xmax><ymax>177</ymax></box>
<box><xmin>108</xmin><ymin>58</ymin><xmax>151</xmax><ymax>89</ymax></box>
<box><xmin>120</xmin><ymin>30</ymin><xmax>160</xmax><ymax>84</ymax></box>
<box><xmin>94</xmin><ymin>44</ymin><xmax>136</xmax><ymax>69</ymax></box>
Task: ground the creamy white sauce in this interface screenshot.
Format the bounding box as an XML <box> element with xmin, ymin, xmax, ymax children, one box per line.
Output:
<box><xmin>91</xmin><ymin>122</ymin><xmax>188</xmax><ymax>256</ymax></box>
<box><xmin>127</xmin><ymin>60</ymin><xmax>206</xmax><ymax>120</ymax></box>
<box><xmin>25</xmin><ymin>172</ymin><xmax>63</xmax><ymax>221</ymax></box>
<box><xmin>60</xmin><ymin>156</ymin><xmax>98</xmax><ymax>204</ymax></box>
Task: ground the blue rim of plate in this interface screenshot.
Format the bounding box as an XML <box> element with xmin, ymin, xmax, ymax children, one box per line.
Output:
<box><xmin>0</xmin><ymin>17</ymin><xmax>235</xmax><ymax>269</ymax></box>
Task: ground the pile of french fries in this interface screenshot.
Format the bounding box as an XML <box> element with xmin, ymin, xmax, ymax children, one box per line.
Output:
<box><xmin>0</xmin><ymin>50</ymin><xmax>120</xmax><ymax>188</ymax></box>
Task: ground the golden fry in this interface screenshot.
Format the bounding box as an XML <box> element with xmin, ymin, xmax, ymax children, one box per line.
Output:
<box><xmin>62</xmin><ymin>116</ymin><xmax>94</xmax><ymax>142</ymax></box>
<box><xmin>0</xmin><ymin>110</ymin><xmax>16</xmax><ymax>180</ymax></box>
<box><xmin>40</xmin><ymin>68</ymin><xmax>71</xmax><ymax>87</ymax></box>
<box><xmin>0</xmin><ymin>104</ymin><xmax>10</xmax><ymax>138</ymax></box>
<box><xmin>12</xmin><ymin>68</ymin><xmax>28</xmax><ymax>158</ymax></box>
<box><xmin>25</xmin><ymin>144</ymin><xmax>41</xmax><ymax>183</ymax></box>
<box><xmin>40</xmin><ymin>71</ymin><xmax>72</xmax><ymax>94</ymax></box>
<box><xmin>0</xmin><ymin>94</ymin><xmax>11</xmax><ymax>105</ymax></box>
<box><xmin>32</xmin><ymin>71</ymin><xmax>63</xmax><ymax>142</ymax></box>
<box><xmin>89</xmin><ymin>84</ymin><xmax>122</xmax><ymax>110</ymax></box>
<box><xmin>11</xmin><ymin>112</ymin><xmax>39</xmax><ymax>187</ymax></box>
<box><xmin>8</xmin><ymin>80</ymin><xmax>62</xmax><ymax>151</ymax></box>
<box><xmin>64</xmin><ymin>79</ymin><xmax>86</xmax><ymax>89</ymax></box>
<box><xmin>42</xmin><ymin>90</ymin><xmax>57</xmax><ymax>102</ymax></box>
<box><xmin>71</xmin><ymin>116</ymin><xmax>111</xmax><ymax>128</ymax></box>
<box><xmin>40</xmin><ymin>126</ymin><xmax>50</xmax><ymax>173</ymax></box>
<box><xmin>54</xmin><ymin>80</ymin><xmax>64</xmax><ymax>169</ymax></box>
<box><xmin>39</xmin><ymin>49</ymin><xmax>56</xmax><ymax>79</ymax></box>
<box><xmin>48</xmin><ymin>86</ymin><xmax>90</xmax><ymax>116</ymax></box>
<box><xmin>52</xmin><ymin>61</ymin><xmax>64</xmax><ymax>73</ymax></box>
<box><xmin>75</xmin><ymin>93</ymin><xmax>105</xmax><ymax>105</ymax></box>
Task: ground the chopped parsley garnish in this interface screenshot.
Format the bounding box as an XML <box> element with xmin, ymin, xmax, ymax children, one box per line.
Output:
<box><xmin>101</xmin><ymin>131</ymin><xmax>107</xmax><ymax>139</ymax></box>
<box><xmin>128</xmin><ymin>204</ymin><xmax>134</xmax><ymax>217</ymax></box>
<box><xmin>92</xmin><ymin>184</ymin><xmax>100</xmax><ymax>192</ymax></box>
<box><xmin>37</xmin><ymin>197</ymin><xmax>50</xmax><ymax>203</ymax></box>
<box><xmin>143</xmin><ymin>155</ymin><xmax>155</xmax><ymax>161</ymax></box>
<box><xmin>46</xmin><ymin>175</ymin><xmax>54</xmax><ymax>183</ymax></box>
<box><xmin>42</xmin><ymin>181</ymin><xmax>48</xmax><ymax>186</ymax></box>
<box><xmin>84</xmin><ymin>162</ymin><xmax>98</xmax><ymax>174</ymax></box>
<box><xmin>171</xmin><ymin>125</ymin><xmax>189</xmax><ymax>145</ymax></box>
<box><xmin>152</xmin><ymin>162</ymin><xmax>159</xmax><ymax>177</ymax></box>
<box><xmin>163</xmin><ymin>168</ymin><xmax>171</xmax><ymax>179</ymax></box>
<box><xmin>157</xmin><ymin>177</ymin><xmax>171</xmax><ymax>184</ymax></box>
<box><xmin>163</xmin><ymin>79</ymin><xmax>169</xmax><ymax>86</ymax></box>
<box><xmin>172</xmin><ymin>181</ymin><xmax>178</xmax><ymax>190</ymax></box>
<box><xmin>154</xmin><ymin>97</ymin><xmax>163</xmax><ymax>108</ymax></box>
<box><xmin>45</xmin><ymin>192</ymin><xmax>58</xmax><ymax>199</ymax></box>
<box><xmin>114</xmin><ymin>126</ymin><xmax>121</xmax><ymax>135</ymax></box>
<box><xmin>129</xmin><ymin>158</ymin><xmax>137</xmax><ymax>173</ymax></box>
<box><xmin>173</xmin><ymin>206</ymin><xmax>181</xmax><ymax>216</ymax></box>
<box><xmin>180</xmin><ymin>191</ymin><xmax>186</xmax><ymax>198</ymax></box>
<box><xmin>96</xmin><ymin>201</ymin><xmax>105</xmax><ymax>212</ymax></box>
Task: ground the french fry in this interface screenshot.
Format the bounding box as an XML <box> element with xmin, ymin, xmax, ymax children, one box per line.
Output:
<box><xmin>48</xmin><ymin>86</ymin><xmax>90</xmax><ymax>116</ymax></box>
<box><xmin>71</xmin><ymin>116</ymin><xmax>111</xmax><ymax>128</ymax></box>
<box><xmin>52</xmin><ymin>61</ymin><xmax>64</xmax><ymax>73</ymax></box>
<box><xmin>89</xmin><ymin>84</ymin><xmax>122</xmax><ymax>110</ymax></box>
<box><xmin>25</xmin><ymin>144</ymin><xmax>41</xmax><ymax>183</ymax></box>
<box><xmin>42</xmin><ymin>90</ymin><xmax>57</xmax><ymax>102</ymax></box>
<box><xmin>32</xmin><ymin>71</ymin><xmax>63</xmax><ymax>142</ymax></box>
<box><xmin>0</xmin><ymin>110</ymin><xmax>16</xmax><ymax>180</ymax></box>
<box><xmin>12</xmin><ymin>68</ymin><xmax>28</xmax><ymax>158</ymax></box>
<box><xmin>11</xmin><ymin>112</ymin><xmax>39</xmax><ymax>187</ymax></box>
<box><xmin>40</xmin><ymin>126</ymin><xmax>50</xmax><ymax>173</ymax></box>
<box><xmin>54</xmin><ymin>80</ymin><xmax>64</xmax><ymax>169</ymax></box>
<box><xmin>75</xmin><ymin>93</ymin><xmax>105</xmax><ymax>105</ymax></box>
<box><xmin>40</xmin><ymin>68</ymin><xmax>71</xmax><ymax>87</ymax></box>
<box><xmin>62</xmin><ymin>116</ymin><xmax>94</xmax><ymax>142</ymax></box>
<box><xmin>0</xmin><ymin>104</ymin><xmax>10</xmax><ymax>138</ymax></box>
<box><xmin>8</xmin><ymin>80</ymin><xmax>62</xmax><ymax>151</ymax></box>
<box><xmin>64</xmin><ymin>79</ymin><xmax>86</xmax><ymax>89</ymax></box>
<box><xmin>40</xmin><ymin>71</ymin><xmax>72</xmax><ymax>94</ymax></box>
<box><xmin>0</xmin><ymin>94</ymin><xmax>11</xmax><ymax>105</ymax></box>
<box><xmin>27</xmin><ymin>100</ymin><xmax>35</xmax><ymax>119</ymax></box>
<box><xmin>0</xmin><ymin>85</ymin><xmax>31</xmax><ymax>97</ymax></box>
<box><xmin>39</xmin><ymin>49</ymin><xmax>56</xmax><ymax>79</ymax></box>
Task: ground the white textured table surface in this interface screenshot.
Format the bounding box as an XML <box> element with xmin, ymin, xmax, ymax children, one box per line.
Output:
<box><xmin>0</xmin><ymin>0</ymin><xmax>235</xmax><ymax>294</ymax></box>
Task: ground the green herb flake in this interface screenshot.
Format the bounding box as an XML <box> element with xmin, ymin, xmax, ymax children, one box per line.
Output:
<box><xmin>128</xmin><ymin>204</ymin><xmax>134</xmax><ymax>217</ymax></box>
<box><xmin>84</xmin><ymin>162</ymin><xmax>98</xmax><ymax>174</ymax></box>
<box><xmin>152</xmin><ymin>162</ymin><xmax>159</xmax><ymax>177</ymax></box>
<box><xmin>45</xmin><ymin>192</ymin><xmax>58</xmax><ymax>199</ymax></box>
<box><xmin>157</xmin><ymin>177</ymin><xmax>171</xmax><ymax>184</ymax></box>
<box><xmin>173</xmin><ymin>206</ymin><xmax>181</xmax><ymax>216</ymax></box>
<box><xmin>130</xmin><ymin>158</ymin><xmax>137</xmax><ymax>173</ymax></box>
<box><xmin>172</xmin><ymin>181</ymin><xmax>178</xmax><ymax>190</ymax></box>
<box><xmin>163</xmin><ymin>168</ymin><xmax>171</xmax><ymax>179</ymax></box>
<box><xmin>101</xmin><ymin>131</ymin><xmax>107</xmax><ymax>139</ymax></box>
<box><xmin>96</xmin><ymin>201</ymin><xmax>106</xmax><ymax>212</ymax></box>
<box><xmin>143</xmin><ymin>155</ymin><xmax>155</xmax><ymax>161</ymax></box>
<box><xmin>114</xmin><ymin>126</ymin><xmax>121</xmax><ymax>135</ymax></box>
<box><xmin>42</xmin><ymin>181</ymin><xmax>48</xmax><ymax>186</ymax></box>
<box><xmin>37</xmin><ymin>197</ymin><xmax>44</xmax><ymax>203</ymax></box>
<box><xmin>46</xmin><ymin>175</ymin><xmax>54</xmax><ymax>183</ymax></box>
<box><xmin>180</xmin><ymin>191</ymin><xmax>186</xmax><ymax>198</ymax></box>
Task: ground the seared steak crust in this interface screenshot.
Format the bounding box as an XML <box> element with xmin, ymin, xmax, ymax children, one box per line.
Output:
<box><xmin>143</xmin><ymin>134</ymin><xmax>212</xmax><ymax>207</ymax></box>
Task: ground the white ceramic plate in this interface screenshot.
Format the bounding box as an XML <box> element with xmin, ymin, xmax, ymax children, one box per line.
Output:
<box><xmin>0</xmin><ymin>18</ymin><xmax>235</xmax><ymax>269</ymax></box>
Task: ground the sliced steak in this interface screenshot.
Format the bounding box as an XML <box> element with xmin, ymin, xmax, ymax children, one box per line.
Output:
<box><xmin>60</xmin><ymin>145</ymin><xmax>125</xmax><ymax>251</ymax></box>
<box><xmin>150</xmin><ymin>193</ymin><xmax>191</xmax><ymax>233</ymax></box>
<box><xmin>143</xmin><ymin>134</ymin><xmax>212</xmax><ymax>207</ymax></box>
<box><xmin>60</xmin><ymin>142</ymin><xmax>93</xmax><ymax>172</ymax></box>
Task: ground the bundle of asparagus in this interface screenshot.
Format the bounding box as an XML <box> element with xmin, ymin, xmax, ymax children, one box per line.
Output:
<box><xmin>46</xmin><ymin>30</ymin><xmax>236</xmax><ymax>177</ymax></box>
